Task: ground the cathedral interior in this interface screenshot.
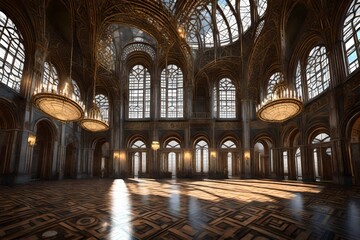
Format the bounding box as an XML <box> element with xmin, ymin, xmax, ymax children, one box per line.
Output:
<box><xmin>1</xmin><ymin>0</ymin><xmax>360</xmax><ymax>239</ymax></box>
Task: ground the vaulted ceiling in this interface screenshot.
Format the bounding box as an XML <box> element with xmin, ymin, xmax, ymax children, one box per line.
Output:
<box><xmin>1</xmin><ymin>0</ymin><xmax>350</xmax><ymax>99</ymax></box>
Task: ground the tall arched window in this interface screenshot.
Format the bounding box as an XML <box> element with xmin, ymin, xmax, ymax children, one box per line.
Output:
<box><xmin>72</xmin><ymin>79</ymin><xmax>81</xmax><ymax>101</ymax></box>
<box><xmin>295</xmin><ymin>61</ymin><xmax>303</xmax><ymax>98</ymax></box>
<box><xmin>161</xmin><ymin>64</ymin><xmax>183</xmax><ymax>118</ymax></box>
<box><xmin>195</xmin><ymin>140</ymin><xmax>209</xmax><ymax>173</ymax></box>
<box><xmin>165</xmin><ymin>140</ymin><xmax>181</xmax><ymax>177</ymax></box>
<box><xmin>186</xmin><ymin>0</ymin><xmax>267</xmax><ymax>49</ymax></box>
<box><xmin>267</xmin><ymin>72</ymin><xmax>283</xmax><ymax>96</ymax></box>
<box><xmin>343</xmin><ymin>0</ymin><xmax>360</xmax><ymax>74</ymax></box>
<box><xmin>214</xmin><ymin>78</ymin><xmax>236</xmax><ymax>118</ymax></box>
<box><xmin>240</xmin><ymin>0</ymin><xmax>251</xmax><ymax>32</ymax></box>
<box><xmin>257</xmin><ymin>0</ymin><xmax>268</xmax><ymax>18</ymax></box>
<box><xmin>306</xmin><ymin>46</ymin><xmax>330</xmax><ymax>99</ymax></box>
<box><xmin>95</xmin><ymin>94</ymin><xmax>109</xmax><ymax>123</ymax></box>
<box><xmin>128</xmin><ymin>64</ymin><xmax>151</xmax><ymax>119</ymax></box>
<box><xmin>42</xmin><ymin>62</ymin><xmax>59</xmax><ymax>91</ymax></box>
<box><xmin>131</xmin><ymin>140</ymin><xmax>147</xmax><ymax>177</ymax></box>
<box><xmin>221</xmin><ymin>139</ymin><xmax>236</xmax><ymax>177</ymax></box>
<box><xmin>295</xmin><ymin>147</ymin><xmax>302</xmax><ymax>180</ymax></box>
<box><xmin>0</xmin><ymin>11</ymin><xmax>25</xmax><ymax>92</ymax></box>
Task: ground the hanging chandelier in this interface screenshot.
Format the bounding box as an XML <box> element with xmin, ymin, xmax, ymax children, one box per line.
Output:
<box><xmin>80</xmin><ymin>102</ymin><xmax>109</xmax><ymax>132</ymax></box>
<box><xmin>79</xmin><ymin>4</ymin><xmax>109</xmax><ymax>132</ymax></box>
<box><xmin>256</xmin><ymin>81</ymin><xmax>303</xmax><ymax>122</ymax></box>
<box><xmin>33</xmin><ymin>1</ymin><xmax>84</xmax><ymax>122</ymax></box>
<box><xmin>33</xmin><ymin>83</ymin><xmax>85</xmax><ymax>122</ymax></box>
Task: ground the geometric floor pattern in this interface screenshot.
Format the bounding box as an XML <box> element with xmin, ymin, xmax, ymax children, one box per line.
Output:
<box><xmin>1</xmin><ymin>179</ymin><xmax>360</xmax><ymax>240</ymax></box>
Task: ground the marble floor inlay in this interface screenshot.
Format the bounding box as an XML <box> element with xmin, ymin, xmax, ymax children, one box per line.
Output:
<box><xmin>0</xmin><ymin>179</ymin><xmax>360</xmax><ymax>239</ymax></box>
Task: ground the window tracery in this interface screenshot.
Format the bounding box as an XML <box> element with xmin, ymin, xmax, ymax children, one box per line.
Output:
<box><xmin>343</xmin><ymin>0</ymin><xmax>360</xmax><ymax>74</ymax></box>
<box><xmin>121</xmin><ymin>43</ymin><xmax>156</xmax><ymax>61</ymax></box>
<box><xmin>0</xmin><ymin>11</ymin><xmax>25</xmax><ymax>92</ymax></box>
<box><xmin>295</xmin><ymin>61</ymin><xmax>302</xmax><ymax>98</ymax></box>
<box><xmin>95</xmin><ymin>94</ymin><xmax>109</xmax><ymax>123</ymax></box>
<box><xmin>306</xmin><ymin>46</ymin><xmax>330</xmax><ymax>100</ymax></box>
<box><xmin>131</xmin><ymin>140</ymin><xmax>147</xmax><ymax>176</ymax></box>
<box><xmin>72</xmin><ymin>79</ymin><xmax>81</xmax><ymax>102</ymax></box>
<box><xmin>266</xmin><ymin>72</ymin><xmax>283</xmax><ymax>96</ymax></box>
<box><xmin>186</xmin><ymin>0</ymin><xmax>267</xmax><ymax>49</ymax></box>
<box><xmin>196</xmin><ymin>140</ymin><xmax>209</xmax><ymax>173</ymax></box>
<box><xmin>214</xmin><ymin>78</ymin><xmax>236</xmax><ymax>118</ymax></box>
<box><xmin>161</xmin><ymin>64</ymin><xmax>183</xmax><ymax>118</ymax></box>
<box><xmin>128</xmin><ymin>64</ymin><xmax>151</xmax><ymax>119</ymax></box>
<box><xmin>42</xmin><ymin>62</ymin><xmax>59</xmax><ymax>91</ymax></box>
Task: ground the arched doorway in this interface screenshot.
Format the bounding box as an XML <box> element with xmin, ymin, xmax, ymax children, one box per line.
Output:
<box><xmin>129</xmin><ymin>139</ymin><xmax>147</xmax><ymax>178</ymax></box>
<box><xmin>32</xmin><ymin>120</ymin><xmax>55</xmax><ymax>180</ymax></box>
<box><xmin>253</xmin><ymin>138</ymin><xmax>273</xmax><ymax>179</ymax></box>
<box><xmin>0</xmin><ymin>100</ymin><xmax>17</xmax><ymax>183</ymax></box>
<box><xmin>220</xmin><ymin>139</ymin><xmax>237</xmax><ymax>178</ymax></box>
<box><xmin>283</xmin><ymin>129</ymin><xmax>302</xmax><ymax>180</ymax></box>
<box><xmin>163</xmin><ymin>139</ymin><xmax>181</xmax><ymax>178</ymax></box>
<box><xmin>348</xmin><ymin>117</ymin><xmax>360</xmax><ymax>184</ymax></box>
<box><xmin>64</xmin><ymin>143</ymin><xmax>76</xmax><ymax>178</ymax></box>
<box><xmin>295</xmin><ymin>147</ymin><xmax>302</xmax><ymax>180</ymax></box>
<box><xmin>195</xmin><ymin>139</ymin><xmax>209</xmax><ymax>178</ymax></box>
<box><xmin>93</xmin><ymin>141</ymin><xmax>109</xmax><ymax>178</ymax></box>
<box><xmin>311</xmin><ymin>132</ymin><xmax>332</xmax><ymax>181</ymax></box>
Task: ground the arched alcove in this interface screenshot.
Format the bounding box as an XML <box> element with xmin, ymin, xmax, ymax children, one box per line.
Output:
<box><xmin>32</xmin><ymin>120</ymin><xmax>55</xmax><ymax>180</ymax></box>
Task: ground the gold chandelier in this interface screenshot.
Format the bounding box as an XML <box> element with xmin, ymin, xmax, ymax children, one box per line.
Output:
<box><xmin>33</xmin><ymin>84</ymin><xmax>85</xmax><ymax>122</ymax></box>
<box><xmin>256</xmin><ymin>81</ymin><xmax>303</xmax><ymax>122</ymax></box>
<box><xmin>33</xmin><ymin>2</ymin><xmax>84</xmax><ymax>122</ymax></box>
<box><xmin>80</xmin><ymin>102</ymin><xmax>109</xmax><ymax>132</ymax></box>
<box><xmin>80</xmin><ymin>59</ymin><xmax>109</xmax><ymax>131</ymax></box>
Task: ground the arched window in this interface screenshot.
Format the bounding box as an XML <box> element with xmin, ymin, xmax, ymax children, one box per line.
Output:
<box><xmin>311</xmin><ymin>132</ymin><xmax>332</xmax><ymax>181</ymax></box>
<box><xmin>72</xmin><ymin>79</ymin><xmax>81</xmax><ymax>101</ymax></box>
<box><xmin>267</xmin><ymin>72</ymin><xmax>283</xmax><ymax>96</ymax></box>
<box><xmin>306</xmin><ymin>46</ymin><xmax>330</xmax><ymax>99</ymax></box>
<box><xmin>165</xmin><ymin>140</ymin><xmax>181</xmax><ymax>177</ymax></box>
<box><xmin>343</xmin><ymin>0</ymin><xmax>360</xmax><ymax>74</ymax></box>
<box><xmin>312</xmin><ymin>133</ymin><xmax>330</xmax><ymax>144</ymax></box>
<box><xmin>257</xmin><ymin>0</ymin><xmax>268</xmax><ymax>18</ymax></box>
<box><xmin>255</xmin><ymin>19</ymin><xmax>265</xmax><ymax>40</ymax></box>
<box><xmin>95</xmin><ymin>94</ymin><xmax>109</xmax><ymax>123</ymax></box>
<box><xmin>221</xmin><ymin>140</ymin><xmax>236</xmax><ymax>177</ymax></box>
<box><xmin>161</xmin><ymin>64</ymin><xmax>183</xmax><ymax>118</ymax></box>
<box><xmin>131</xmin><ymin>140</ymin><xmax>147</xmax><ymax>177</ymax></box>
<box><xmin>0</xmin><ymin>11</ymin><xmax>25</xmax><ymax>92</ymax></box>
<box><xmin>214</xmin><ymin>78</ymin><xmax>236</xmax><ymax>118</ymax></box>
<box><xmin>42</xmin><ymin>62</ymin><xmax>59</xmax><ymax>91</ymax></box>
<box><xmin>195</xmin><ymin>140</ymin><xmax>209</xmax><ymax>173</ymax></box>
<box><xmin>295</xmin><ymin>61</ymin><xmax>303</xmax><ymax>98</ymax></box>
<box><xmin>186</xmin><ymin>0</ymin><xmax>267</xmax><ymax>49</ymax></box>
<box><xmin>295</xmin><ymin>147</ymin><xmax>302</xmax><ymax>180</ymax></box>
<box><xmin>128</xmin><ymin>64</ymin><xmax>151</xmax><ymax>119</ymax></box>
<box><xmin>240</xmin><ymin>0</ymin><xmax>251</xmax><ymax>32</ymax></box>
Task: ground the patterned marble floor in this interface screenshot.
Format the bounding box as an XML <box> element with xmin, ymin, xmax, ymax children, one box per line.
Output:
<box><xmin>0</xmin><ymin>179</ymin><xmax>360</xmax><ymax>240</ymax></box>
